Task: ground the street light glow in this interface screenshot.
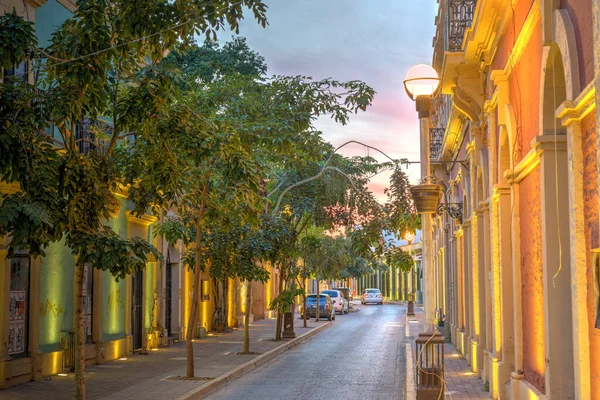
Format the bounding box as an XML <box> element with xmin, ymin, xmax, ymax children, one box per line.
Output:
<box><xmin>403</xmin><ymin>64</ymin><xmax>440</xmax><ymax>100</ymax></box>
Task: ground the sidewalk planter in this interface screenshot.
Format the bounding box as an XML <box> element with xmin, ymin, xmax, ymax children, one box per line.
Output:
<box><xmin>415</xmin><ymin>332</ymin><xmax>445</xmax><ymax>400</ymax></box>
<box><xmin>408</xmin><ymin>301</ymin><xmax>415</xmax><ymax>316</ymax></box>
<box><xmin>410</xmin><ymin>184</ymin><xmax>443</xmax><ymax>214</ymax></box>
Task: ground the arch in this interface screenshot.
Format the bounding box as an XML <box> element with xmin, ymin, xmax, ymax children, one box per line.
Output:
<box><xmin>536</xmin><ymin>9</ymin><xmax>580</xmax><ymax>398</ymax></box>
<box><xmin>538</xmin><ymin>9</ymin><xmax>581</xmax><ymax>136</ymax></box>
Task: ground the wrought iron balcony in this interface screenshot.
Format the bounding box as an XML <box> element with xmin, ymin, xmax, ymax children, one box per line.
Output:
<box><xmin>75</xmin><ymin>118</ymin><xmax>112</xmax><ymax>155</ymax></box>
<box><xmin>430</xmin><ymin>95</ymin><xmax>450</xmax><ymax>160</ymax></box>
<box><xmin>430</xmin><ymin>128</ymin><xmax>444</xmax><ymax>160</ymax></box>
<box><xmin>446</xmin><ymin>0</ymin><xmax>477</xmax><ymax>52</ymax></box>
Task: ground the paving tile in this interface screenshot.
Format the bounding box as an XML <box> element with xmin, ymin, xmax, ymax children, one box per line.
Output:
<box><xmin>1</xmin><ymin>315</ymin><xmax>325</xmax><ymax>400</ymax></box>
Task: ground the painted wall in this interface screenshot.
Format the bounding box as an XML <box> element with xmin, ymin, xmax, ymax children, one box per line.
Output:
<box><xmin>509</xmin><ymin>21</ymin><xmax>542</xmax><ymax>161</ymax></box>
<box><xmin>581</xmin><ymin>113</ymin><xmax>600</xmax><ymax>399</ymax></box>
<box><xmin>491</xmin><ymin>0</ymin><xmax>536</xmax><ymax>73</ymax></box>
<box><xmin>560</xmin><ymin>0</ymin><xmax>594</xmax><ymax>89</ymax></box>
<box><xmin>35</xmin><ymin>0</ymin><xmax>72</xmax><ymax>47</ymax></box>
<box><xmin>102</xmin><ymin>197</ymin><xmax>128</xmax><ymax>341</ymax></box>
<box><xmin>39</xmin><ymin>238</ymin><xmax>74</xmax><ymax>353</ymax></box>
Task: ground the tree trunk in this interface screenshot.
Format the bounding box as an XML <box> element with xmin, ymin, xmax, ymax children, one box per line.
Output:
<box><xmin>185</xmin><ymin>217</ymin><xmax>203</xmax><ymax>378</ymax></box>
<box><xmin>315</xmin><ymin>273</ymin><xmax>320</xmax><ymax>322</ymax></box>
<box><xmin>186</xmin><ymin>181</ymin><xmax>209</xmax><ymax>379</ymax></box>
<box><xmin>302</xmin><ymin>264</ymin><xmax>307</xmax><ymax>328</ymax></box>
<box><xmin>74</xmin><ymin>264</ymin><xmax>85</xmax><ymax>399</ymax></box>
<box><xmin>275</xmin><ymin>264</ymin><xmax>285</xmax><ymax>340</ymax></box>
<box><xmin>243</xmin><ymin>280</ymin><xmax>252</xmax><ymax>354</ymax></box>
<box><xmin>212</xmin><ymin>278</ymin><xmax>228</xmax><ymax>332</ymax></box>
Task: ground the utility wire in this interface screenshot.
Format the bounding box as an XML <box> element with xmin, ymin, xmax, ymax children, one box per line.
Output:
<box><xmin>4</xmin><ymin>0</ymin><xmax>258</xmax><ymax>80</ymax></box>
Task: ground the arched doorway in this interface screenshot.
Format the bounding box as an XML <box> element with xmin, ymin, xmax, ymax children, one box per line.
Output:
<box><xmin>539</xmin><ymin>42</ymin><xmax>574</xmax><ymax>399</ymax></box>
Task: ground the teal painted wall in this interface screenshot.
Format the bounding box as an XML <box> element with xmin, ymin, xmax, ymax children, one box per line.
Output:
<box><xmin>145</xmin><ymin>264</ymin><xmax>153</xmax><ymax>333</ymax></box>
<box><xmin>39</xmin><ymin>238</ymin><xmax>74</xmax><ymax>353</ymax></box>
<box><xmin>102</xmin><ymin>271</ymin><xmax>126</xmax><ymax>341</ymax></box>
<box><xmin>102</xmin><ymin>196</ymin><xmax>128</xmax><ymax>340</ymax></box>
<box><xmin>35</xmin><ymin>0</ymin><xmax>72</xmax><ymax>47</ymax></box>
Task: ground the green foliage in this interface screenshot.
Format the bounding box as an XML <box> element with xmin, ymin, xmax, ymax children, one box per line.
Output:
<box><xmin>0</xmin><ymin>1</ymin><xmax>269</xmax><ymax>277</ymax></box>
<box><xmin>385</xmin><ymin>167</ymin><xmax>420</xmax><ymax>236</ymax></box>
<box><xmin>0</xmin><ymin>10</ymin><xmax>36</xmax><ymax>70</ymax></box>
<box><xmin>385</xmin><ymin>246</ymin><xmax>414</xmax><ymax>273</ymax></box>
<box><xmin>268</xmin><ymin>282</ymin><xmax>304</xmax><ymax>313</ymax></box>
<box><xmin>67</xmin><ymin>226</ymin><xmax>162</xmax><ymax>280</ymax></box>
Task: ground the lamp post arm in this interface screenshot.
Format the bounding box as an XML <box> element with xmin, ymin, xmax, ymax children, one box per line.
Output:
<box><xmin>272</xmin><ymin>166</ymin><xmax>358</xmax><ymax>214</ymax></box>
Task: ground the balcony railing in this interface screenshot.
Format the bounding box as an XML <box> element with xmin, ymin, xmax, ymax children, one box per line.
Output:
<box><xmin>430</xmin><ymin>95</ymin><xmax>451</xmax><ymax>160</ymax></box>
<box><xmin>75</xmin><ymin>118</ymin><xmax>112</xmax><ymax>155</ymax></box>
<box><xmin>446</xmin><ymin>0</ymin><xmax>477</xmax><ymax>52</ymax></box>
<box><xmin>430</xmin><ymin>128</ymin><xmax>445</xmax><ymax>159</ymax></box>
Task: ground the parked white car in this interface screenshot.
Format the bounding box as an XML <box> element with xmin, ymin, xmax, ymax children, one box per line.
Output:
<box><xmin>321</xmin><ymin>289</ymin><xmax>349</xmax><ymax>315</ymax></box>
<box><xmin>361</xmin><ymin>288</ymin><xmax>383</xmax><ymax>305</ymax></box>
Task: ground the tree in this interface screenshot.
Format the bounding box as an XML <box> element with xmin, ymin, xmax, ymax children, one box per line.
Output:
<box><xmin>134</xmin><ymin>37</ymin><xmax>376</xmax><ymax>371</ymax></box>
<box><xmin>1</xmin><ymin>3</ymin><xmax>268</xmax><ymax>397</ymax></box>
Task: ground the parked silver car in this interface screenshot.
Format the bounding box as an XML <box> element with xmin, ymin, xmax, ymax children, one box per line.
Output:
<box><xmin>361</xmin><ymin>288</ymin><xmax>383</xmax><ymax>305</ymax></box>
<box><xmin>321</xmin><ymin>289</ymin><xmax>349</xmax><ymax>315</ymax></box>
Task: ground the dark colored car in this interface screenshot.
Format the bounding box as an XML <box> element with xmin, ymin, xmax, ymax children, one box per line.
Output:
<box><xmin>303</xmin><ymin>294</ymin><xmax>336</xmax><ymax>321</ymax></box>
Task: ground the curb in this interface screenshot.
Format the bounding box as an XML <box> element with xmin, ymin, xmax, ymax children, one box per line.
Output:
<box><xmin>175</xmin><ymin>321</ymin><xmax>332</xmax><ymax>399</ymax></box>
<box><xmin>405</xmin><ymin>342</ymin><xmax>416</xmax><ymax>400</ymax></box>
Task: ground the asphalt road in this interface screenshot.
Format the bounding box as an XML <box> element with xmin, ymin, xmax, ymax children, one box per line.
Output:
<box><xmin>205</xmin><ymin>303</ymin><xmax>408</xmax><ymax>400</ymax></box>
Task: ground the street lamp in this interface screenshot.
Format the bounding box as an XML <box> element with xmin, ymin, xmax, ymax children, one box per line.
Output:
<box><xmin>404</xmin><ymin>64</ymin><xmax>440</xmax><ymax>327</ymax></box>
<box><xmin>404</xmin><ymin>231</ymin><xmax>416</xmax><ymax>316</ymax></box>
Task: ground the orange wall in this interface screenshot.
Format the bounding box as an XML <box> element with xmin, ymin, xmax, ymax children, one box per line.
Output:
<box><xmin>560</xmin><ymin>0</ymin><xmax>595</xmax><ymax>89</ymax></box>
<box><xmin>508</xmin><ymin>21</ymin><xmax>543</xmax><ymax>163</ymax></box>
<box><xmin>519</xmin><ymin>166</ymin><xmax>546</xmax><ymax>394</ymax></box>
<box><xmin>581</xmin><ymin>113</ymin><xmax>600</xmax><ymax>399</ymax></box>
<box><xmin>492</xmin><ymin>0</ymin><xmax>536</xmax><ymax>72</ymax></box>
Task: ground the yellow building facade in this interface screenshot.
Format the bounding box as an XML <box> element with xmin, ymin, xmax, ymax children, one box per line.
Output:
<box><xmin>430</xmin><ymin>0</ymin><xmax>600</xmax><ymax>399</ymax></box>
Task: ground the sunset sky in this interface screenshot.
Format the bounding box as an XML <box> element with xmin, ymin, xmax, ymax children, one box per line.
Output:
<box><xmin>221</xmin><ymin>0</ymin><xmax>438</xmax><ymax>203</ymax></box>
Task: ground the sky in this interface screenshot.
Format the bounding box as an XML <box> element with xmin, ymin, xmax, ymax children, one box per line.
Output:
<box><xmin>219</xmin><ymin>0</ymin><xmax>438</xmax><ymax>203</ymax></box>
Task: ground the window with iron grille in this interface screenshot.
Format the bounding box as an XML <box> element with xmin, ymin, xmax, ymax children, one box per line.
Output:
<box><xmin>83</xmin><ymin>265</ymin><xmax>94</xmax><ymax>343</ymax></box>
<box><xmin>9</xmin><ymin>255</ymin><xmax>30</xmax><ymax>357</ymax></box>
<box><xmin>2</xmin><ymin>61</ymin><xmax>29</xmax><ymax>84</ymax></box>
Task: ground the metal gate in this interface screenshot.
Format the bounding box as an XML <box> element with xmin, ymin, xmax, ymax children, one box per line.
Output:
<box><xmin>132</xmin><ymin>270</ymin><xmax>143</xmax><ymax>350</ymax></box>
<box><xmin>165</xmin><ymin>249</ymin><xmax>172</xmax><ymax>337</ymax></box>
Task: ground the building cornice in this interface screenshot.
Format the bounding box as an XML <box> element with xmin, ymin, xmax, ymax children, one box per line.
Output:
<box><xmin>57</xmin><ymin>0</ymin><xmax>77</xmax><ymax>12</ymax></box>
<box><xmin>504</xmin><ymin>135</ymin><xmax>567</xmax><ymax>184</ymax></box>
<box><xmin>28</xmin><ymin>0</ymin><xmax>49</xmax><ymax>7</ymax></box>
<box><xmin>556</xmin><ymin>81</ymin><xmax>596</xmax><ymax>126</ymax></box>
<box><xmin>492</xmin><ymin>185</ymin><xmax>511</xmax><ymax>201</ymax></box>
<box><xmin>126</xmin><ymin>211</ymin><xmax>157</xmax><ymax>226</ymax></box>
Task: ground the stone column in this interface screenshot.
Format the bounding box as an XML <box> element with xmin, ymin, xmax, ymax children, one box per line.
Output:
<box><xmin>474</xmin><ymin>208</ymin><xmax>485</xmax><ymax>377</ymax></box>
<box><xmin>463</xmin><ymin>220</ymin><xmax>473</xmax><ymax>365</ymax></box>
<box><xmin>484</xmin><ymin>201</ymin><xmax>494</xmax><ymax>384</ymax></box>
<box><xmin>558</xmin><ymin>97</ymin><xmax>592</xmax><ymax>400</ymax></box>
<box><xmin>594</xmin><ymin>0</ymin><xmax>600</xmax><ymax>232</ymax></box>
<box><xmin>539</xmin><ymin>136</ymin><xmax>575</xmax><ymax>399</ymax></box>
<box><xmin>449</xmin><ymin>235</ymin><xmax>457</xmax><ymax>344</ymax></box>
<box><xmin>456</xmin><ymin>227</ymin><xmax>466</xmax><ymax>354</ymax></box>
<box><xmin>492</xmin><ymin>185</ymin><xmax>514</xmax><ymax>399</ymax></box>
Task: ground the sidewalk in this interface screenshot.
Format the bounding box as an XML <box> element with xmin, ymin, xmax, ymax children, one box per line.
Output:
<box><xmin>1</xmin><ymin>314</ymin><xmax>329</xmax><ymax>400</ymax></box>
<box><xmin>405</xmin><ymin>307</ymin><xmax>490</xmax><ymax>400</ymax></box>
